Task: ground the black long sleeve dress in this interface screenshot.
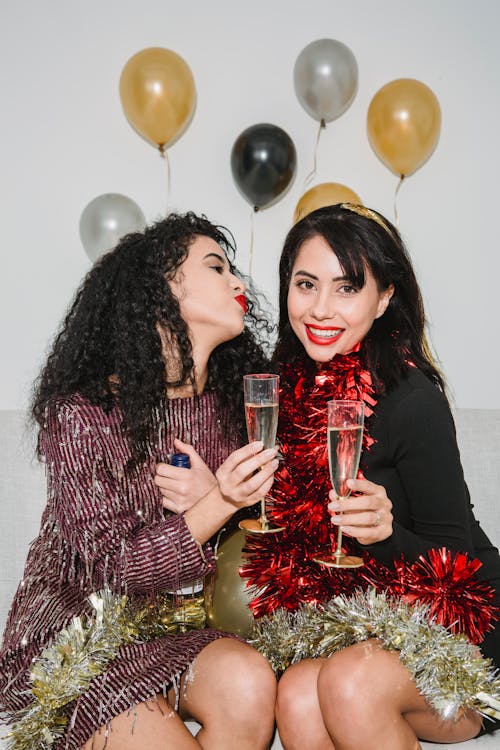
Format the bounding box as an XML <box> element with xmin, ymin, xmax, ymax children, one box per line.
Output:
<box><xmin>361</xmin><ymin>367</ymin><xmax>500</xmax><ymax>670</ymax></box>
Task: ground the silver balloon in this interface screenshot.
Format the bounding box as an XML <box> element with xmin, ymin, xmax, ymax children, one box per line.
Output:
<box><xmin>293</xmin><ymin>39</ymin><xmax>358</xmax><ymax>123</ymax></box>
<box><xmin>79</xmin><ymin>193</ymin><xmax>146</xmax><ymax>262</ymax></box>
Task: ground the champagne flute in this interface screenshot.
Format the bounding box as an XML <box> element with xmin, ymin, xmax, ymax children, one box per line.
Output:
<box><xmin>239</xmin><ymin>374</ymin><xmax>284</xmax><ymax>534</ymax></box>
<box><xmin>314</xmin><ymin>399</ymin><xmax>365</xmax><ymax>568</ymax></box>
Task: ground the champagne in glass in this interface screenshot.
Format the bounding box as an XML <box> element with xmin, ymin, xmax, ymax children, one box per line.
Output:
<box><xmin>244</xmin><ymin>402</ymin><xmax>279</xmax><ymax>453</ymax></box>
<box><xmin>239</xmin><ymin>374</ymin><xmax>284</xmax><ymax>534</ymax></box>
<box><xmin>314</xmin><ymin>399</ymin><xmax>365</xmax><ymax>568</ymax></box>
<box><xmin>327</xmin><ymin>424</ymin><xmax>363</xmax><ymax>500</ymax></box>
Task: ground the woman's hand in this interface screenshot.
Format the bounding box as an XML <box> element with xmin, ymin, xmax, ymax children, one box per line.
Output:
<box><xmin>182</xmin><ymin>441</ymin><xmax>279</xmax><ymax>544</ymax></box>
<box><xmin>327</xmin><ymin>477</ymin><xmax>393</xmax><ymax>545</ymax></box>
<box><xmin>154</xmin><ymin>438</ymin><xmax>217</xmax><ymax>514</ymax></box>
<box><xmin>216</xmin><ymin>441</ymin><xmax>279</xmax><ymax>509</ymax></box>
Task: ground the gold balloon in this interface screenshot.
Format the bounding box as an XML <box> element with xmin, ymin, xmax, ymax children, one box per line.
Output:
<box><xmin>367</xmin><ymin>78</ymin><xmax>441</xmax><ymax>177</ymax></box>
<box><xmin>204</xmin><ymin>529</ymin><xmax>254</xmax><ymax>637</ymax></box>
<box><xmin>294</xmin><ymin>182</ymin><xmax>362</xmax><ymax>223</ymax></box>
<box><xmin>119</xmin><ymin>47</ymin><xmax>196</xmax><ymax>152</ymax></box>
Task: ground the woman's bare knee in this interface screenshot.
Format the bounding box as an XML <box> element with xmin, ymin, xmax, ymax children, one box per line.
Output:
<box><xmin>276</xmin><ymin>660</ymin><xmax>334</xmax><ymax>750</ymax></box>
<box><xmin>193</xmin><ymin>639</ymin><xmax>276</xmax><ymax>710</ymax></box>
<box><xmin>317</xmin><ymin>642</ymin><xmax>483</xmax><ymax>747</ymax></box>
<box><xmin>183</xmin><ymin>638</ymin><xmax>276</xmax><ymax>737</ymax></box>
<box><xmin>318</xmin><ymin>640</ymin><xmax>404</xmax><ymax>714</ymax></box>
<box><xmin>276</xmin><ymin>660</ymin><xmax>322</xmax><ymax>723</ymax></box>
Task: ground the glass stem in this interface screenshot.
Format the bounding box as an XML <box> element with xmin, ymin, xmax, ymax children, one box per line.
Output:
<box><xmin>333</xmin><ymin>526</ymin><xmax>343</xmax><ymax>560</ymax></box>
<box><xmin>260</xmin><ymin>497</ymin><xmax>269</xmax><ymax>530</ymax></box>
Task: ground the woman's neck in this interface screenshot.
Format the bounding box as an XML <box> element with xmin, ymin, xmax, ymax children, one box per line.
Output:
<box><xmin>166</xmin><ymin>358</ymin><xmax>208</xmax><ymax>399</ymax></box>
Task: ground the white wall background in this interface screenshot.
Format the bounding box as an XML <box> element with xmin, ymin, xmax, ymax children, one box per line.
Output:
<box><xmin>1</xmin><ymin>0</ymin><xmax>499</xmax><ymax>410</ymax></box>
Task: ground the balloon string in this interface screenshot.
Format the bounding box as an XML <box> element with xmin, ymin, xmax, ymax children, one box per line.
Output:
<box><xmin>248</xmin><ymin>207</ymin><xmax>256</xmax><ymax>277</ymax></box>
<box><xmin>159</xmin><ymin>145</ymin><xmax>171</xmax><ymax>214</ymax></box>
<box><xmin>394</xmin><ymin>175</ymin><xmax>405</xmax><ymax>227</ymax></box>
<box><xmin>303</xmin><ymin>119</ymin><xmax>326</xmax><ymax>191</ymax></box>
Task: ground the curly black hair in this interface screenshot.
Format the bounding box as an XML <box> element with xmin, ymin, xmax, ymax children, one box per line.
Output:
<box><xmin>32</xmin><ymin>212</ymin><xmax>274</xmax><ymax>464</ymax></box>
<box><xmin>274</xmin><ymin>203</ymin><xmax>445</xmax><ymax>395</ymax></box>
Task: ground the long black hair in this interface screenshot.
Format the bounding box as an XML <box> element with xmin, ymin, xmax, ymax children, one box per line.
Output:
<box><xmin>274</xmin><ymin>204</ymin><xmax>445</xmax><ymax>395</ymax></box>
<box><xmin>32</xmin><ymin>212</ymin><xmax>273</xmax><ymax>463</ymax></box>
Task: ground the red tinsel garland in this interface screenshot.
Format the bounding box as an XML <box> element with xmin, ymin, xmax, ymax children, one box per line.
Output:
<box><xmin>401</xmin><ymin>548</ymin><xmax>496</xmax><ymax>643</ymax></box>
<box><xmin>241</xmin><ymin>354</ymin><xmax>498</xmax><ymax>644</ymax></box>
<box><xmin>242</xmin><ymin>353</ymin><xmax>381</xmax><ymax>615</ymax></box>
<box><xmin>359</xmin><ymin>547</ymin><xmax>498</xmax><ymax>644</ymax></box>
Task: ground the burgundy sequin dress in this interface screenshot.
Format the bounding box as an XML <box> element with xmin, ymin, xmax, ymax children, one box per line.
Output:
<box><xmin>0</xmin><ymin>391</ymin><xmax>239</xmax><ymax>749</ymax></box>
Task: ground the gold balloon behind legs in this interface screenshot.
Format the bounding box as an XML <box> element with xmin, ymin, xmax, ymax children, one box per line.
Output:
<box><xmin>205</xmin><ymin>529</ymin><xmax>255</xmax><ymax>637</ymax></box>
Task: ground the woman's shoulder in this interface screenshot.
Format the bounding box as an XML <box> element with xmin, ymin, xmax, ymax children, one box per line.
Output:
<box><xmin>44</xmin><ymin>392</ymin><xmax>121</xmax><ymax>440</ymax></box>
<box><xmin>380</xmin><ymin>367</ymin><xmax>451</xmax><ymax>426</ymax></box>
<box><xmin>39</xmin><ymin>394</ymin><xmax>124</xmax><ymax>466</ymax></box>
<box><xmin>386</xmin><ymin>366</ymin><xmax>445</xmax><ymax>402</ymax></box>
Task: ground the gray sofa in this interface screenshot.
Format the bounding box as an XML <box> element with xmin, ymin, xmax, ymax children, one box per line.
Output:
<box><xmin>1</xmin><ymin>409</ymin><xmax>499</xmax><ymax>749</ymax></box>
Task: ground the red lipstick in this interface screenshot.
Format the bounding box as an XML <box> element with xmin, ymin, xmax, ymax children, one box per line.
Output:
<box><xmin>305</xmin><ymin>324</ymin><xmax>344</xmax><ymax>346</ymax></box>
<box><xmin>235</xmin><ymin>295</ymin><xmax>248</xmax><ymax>313</ymax></box>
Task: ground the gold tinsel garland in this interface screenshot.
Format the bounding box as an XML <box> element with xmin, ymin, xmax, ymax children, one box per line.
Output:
<box><xmin>4</xmin><ymin>590</ymin><xmax>206</xmax><ymax>750</ymax></box>
<box><xmin>250</xmin><ymin>588</ymin><xmax>500</xmax><ymax>723</ymax></box>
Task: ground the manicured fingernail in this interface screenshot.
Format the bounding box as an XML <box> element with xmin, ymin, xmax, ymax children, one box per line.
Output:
<box><xmin>263</xmin><ymin>448</ymin><xmax>276</xmax><ymax>458</ymax></box>
<box><xmin>329</xmin><ymin>501</ymin><xmax>340</xmax><ymax>511</ymax></box>
<box><xmin>253</xmin><ymin>441</ymin><xmax>264</xmax><ymax>449</ymax></box>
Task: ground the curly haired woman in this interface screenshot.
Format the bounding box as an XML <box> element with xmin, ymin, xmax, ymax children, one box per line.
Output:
<box><xmin>0</xmin><ymin>212</ymin><xmax>278</xmax><ymax>750</ymax></box>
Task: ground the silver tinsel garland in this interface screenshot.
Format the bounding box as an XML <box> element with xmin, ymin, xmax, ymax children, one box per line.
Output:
<box><xmin>250</xmin><ymin>588</ymin><xmax>500</xmax><ymax>722</ymax></box>
<box><xmin>5</xmin><ymin>588</ymin><xmax>500</xmax><ymax>748</ymax></box>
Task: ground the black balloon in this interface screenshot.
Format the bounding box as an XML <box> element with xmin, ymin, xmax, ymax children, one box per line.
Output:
<box><xmin>231</xmin><ymin>123</ymin><xmax>297</xmax><ymax>210</ymax></box>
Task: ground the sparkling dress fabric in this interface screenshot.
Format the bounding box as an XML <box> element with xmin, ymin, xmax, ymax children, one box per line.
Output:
<box><xmin>0</xmin><ymin>391</ymin><xmax>238</xmax><ymax>749</ymax></box>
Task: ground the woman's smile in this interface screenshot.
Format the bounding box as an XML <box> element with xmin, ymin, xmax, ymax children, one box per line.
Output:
<box><xmin>305</xmin><ymin>324</ymin><xmax>344</xmax><ymax>345</ymax></box>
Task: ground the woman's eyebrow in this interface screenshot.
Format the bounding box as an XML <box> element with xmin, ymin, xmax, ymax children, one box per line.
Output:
<box><xmin>203</xmin><ymin>252</ymin><xmax>227</xmax><ymax>264</ymax></box>
<box><xmin>293</xmin><ymin>269</ymin><xmax>348</xmax><ymax>282</ymax></box>
<box><xmin>293</xmin><ymin>269</ymin><xmax>318</xmax><ymax>280</ymax></box>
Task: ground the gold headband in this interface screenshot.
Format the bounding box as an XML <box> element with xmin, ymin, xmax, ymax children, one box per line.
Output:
<box><xmin>340</xmin><ymin>203</ymin><xmax>394</xmax><ymax>238</ymax></box>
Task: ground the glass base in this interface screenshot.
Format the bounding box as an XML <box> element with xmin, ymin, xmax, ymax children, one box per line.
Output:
<box><xmin>313</xmin><ymin>553</ymin><xmax>364</xmax><ymax>569</ymax></box>
<box><xmin>239</xmin><ymin>518</ymin><xmax>285</xmax><ymax>535</ymax></box>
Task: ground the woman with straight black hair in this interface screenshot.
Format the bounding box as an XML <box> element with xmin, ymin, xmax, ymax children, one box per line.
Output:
<box><xmin>243</xmin><ymin>203</ymin><xmax>500</xmax><ymax>748</ymax></box>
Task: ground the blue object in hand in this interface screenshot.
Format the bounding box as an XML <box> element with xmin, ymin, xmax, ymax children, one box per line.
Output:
<box><xmin>170</xmin><ymin>453</ymin><xmax>190</xmax><ymax>468</ymax></box>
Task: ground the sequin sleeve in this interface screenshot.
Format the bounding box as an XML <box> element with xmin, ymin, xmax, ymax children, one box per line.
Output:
<box><xmin>42</xmin><ymin>399</ymin><xmax>215</xmax><ymax>595</ymax></box>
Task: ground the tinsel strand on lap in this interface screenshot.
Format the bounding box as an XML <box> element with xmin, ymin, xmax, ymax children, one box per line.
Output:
<box><xmin>3</xmin><ymin>590</ymin><xmax>206</xmax><ymax>750</ymax></box>
<box><xmin>250</xmin><ymin>589</ymin><xmax>500</xmax><ymax>722</ymax></box>
<box><xmin>241</xmin><ymin>354</ymin><xmax>498</xmax><ymax>644</ymax></box>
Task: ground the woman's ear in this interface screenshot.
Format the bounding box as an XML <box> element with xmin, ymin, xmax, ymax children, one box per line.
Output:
<box><xmin>375</xmin><ymin>283</ymin><xmax>395</xmax><ymax>319</ymax></box>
